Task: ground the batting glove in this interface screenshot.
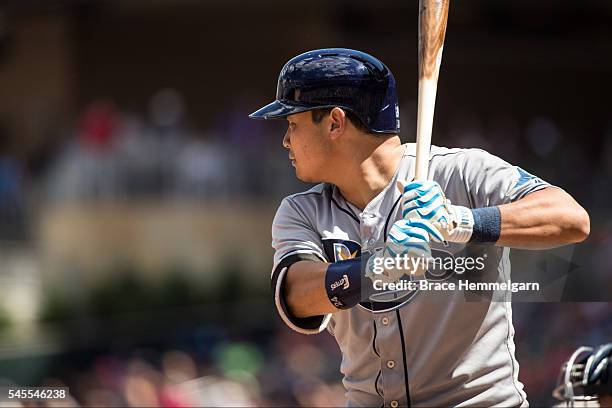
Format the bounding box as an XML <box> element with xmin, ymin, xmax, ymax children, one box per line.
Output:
<box><xmin>397</xmin><ymin>179</ymin><xmax>474</xmax><ymax>243</ymax></box>
<box><xmin>365</xmin><ymin>219</ymin><xmax>443</xmax><ymax>284</ymax></box>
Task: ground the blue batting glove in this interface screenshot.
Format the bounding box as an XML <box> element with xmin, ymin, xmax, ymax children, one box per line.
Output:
<box><xmin>397</xmin><ymin>179</ymin><xmax>475</xmax><ymax>243</ymax></box>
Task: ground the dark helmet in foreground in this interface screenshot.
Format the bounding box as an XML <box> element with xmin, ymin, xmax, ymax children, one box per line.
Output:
<box><xmin>553</xmin><ymin>343</ymin><xmax>612</xmax><ymax>406</ymax></box>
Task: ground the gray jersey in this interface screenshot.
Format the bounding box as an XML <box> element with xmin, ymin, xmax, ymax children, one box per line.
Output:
<box><xmin>271</xmin><ymin>144</ymin><xmax>551</xmax><ymax>407</ymax></box>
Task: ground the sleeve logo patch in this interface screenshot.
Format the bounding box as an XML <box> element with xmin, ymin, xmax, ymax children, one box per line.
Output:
<box><xmin>322</xmin><ymin>239</ymin><xmax>362</xmax><ymax>262</ymax></box>
<box><xmin>515</xmin><ymin>167</ymin><xmax>542</xmax><ymax>187</ymax></box>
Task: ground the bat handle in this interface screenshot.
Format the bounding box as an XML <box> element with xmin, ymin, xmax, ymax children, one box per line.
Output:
<box><xmin>414</xmin><ymin>77</ymin><xmax>438</xmax><ymax>181</ymax></box>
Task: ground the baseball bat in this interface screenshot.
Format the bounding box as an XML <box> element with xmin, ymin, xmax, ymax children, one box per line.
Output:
<box><xmin>414</xmin><ymin>0</ymin><xmax>450</xmax><ymax>180</ymax></box>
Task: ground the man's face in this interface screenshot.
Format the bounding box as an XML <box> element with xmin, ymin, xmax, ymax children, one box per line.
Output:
<box><xmin>283</xmin><ymin>111</ymin><xmax>330</xmax><ymax>182</ymax></box>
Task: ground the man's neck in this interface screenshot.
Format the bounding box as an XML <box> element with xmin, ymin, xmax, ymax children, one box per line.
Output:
<box><xmin>332</xmin><ymin>137</ymin><xmax>405</xmax><ymax>211</ymax></box>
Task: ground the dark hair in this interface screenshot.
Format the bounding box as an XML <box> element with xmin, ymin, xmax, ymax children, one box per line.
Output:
<box><xmin>311</xmin><ymin>107</ymin><xmax>371</xmax><ymax>134</ymax></box>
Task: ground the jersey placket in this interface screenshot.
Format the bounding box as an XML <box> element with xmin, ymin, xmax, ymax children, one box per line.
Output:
<box><xmin>376</xmin><ymin>312</ymin><xmax>409</xmax><ymax>407</ymax></box>
<box><xmin>360</xmin><ymin>211</ymin><xmax>410</xmax><ymax>407</ymax></box>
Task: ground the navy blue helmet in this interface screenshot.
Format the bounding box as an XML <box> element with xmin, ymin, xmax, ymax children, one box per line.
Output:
<box><xmin>249</xmin><ymin>48</ymin><xmax>400</xmax><ymax>134</ymax></box>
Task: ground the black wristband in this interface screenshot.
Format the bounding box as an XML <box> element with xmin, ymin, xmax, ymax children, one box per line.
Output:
<box><xmin>469</xmin><ymin>206</ymin><xmax>502</xmax><ymax>244</ymax></box>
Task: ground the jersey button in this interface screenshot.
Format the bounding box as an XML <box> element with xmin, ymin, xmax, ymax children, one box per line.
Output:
<box><xmin>390</xmin><ymin>400</ymin><xmax>399</xmax><ymax>408</ymax></box>
<box><xmin>381</xmin><ymin>317</ymin><xmax>390</xmax><ymax>325</ymax></box>
<box><xmin>386</xmin><ymin>360</ymin><xmax>395</xmax><ymax>369</ymax></box>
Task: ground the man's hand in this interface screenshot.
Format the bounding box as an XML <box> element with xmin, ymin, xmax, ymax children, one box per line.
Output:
<box><xmin>398</xmin><ymin>179</ymin><xmax>475</xmax><ymax>243</ymax></box>
<box><xmin>366</xmin><ymin>219</ymin><xmax>443</xmax><ymax>283</ymax></box>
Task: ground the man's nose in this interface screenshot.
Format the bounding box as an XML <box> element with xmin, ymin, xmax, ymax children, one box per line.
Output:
<box><xmin>282</xmin><ymin>130</ymin><xmax>290</xmax><ymax>149</ymax></box>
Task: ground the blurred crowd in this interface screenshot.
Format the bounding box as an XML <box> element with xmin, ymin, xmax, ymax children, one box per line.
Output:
<box><xmin>43</xmin><ymin>89</ymin><xmax>297</xmax><ymax>206</ymax></box>
<box><xmin>0</xmin><ymin>305</ymin><xmax>608</xmax><ymax>407</ymax></box>
<box><xmin>0</xmin><ymin>326</ymin><xmax>345</xmax><ymax>407</ymax></box>
<box><xmin>0</xmin><ymin>87</ymin><xmax>306</xmax><ymax>242</ymax></box>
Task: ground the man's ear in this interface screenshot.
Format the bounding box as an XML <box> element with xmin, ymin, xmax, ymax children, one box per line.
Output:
<box><xmin>328</xmin><ymin>107</ymin><xmax>346</xmax><ymax>139</ymax></box>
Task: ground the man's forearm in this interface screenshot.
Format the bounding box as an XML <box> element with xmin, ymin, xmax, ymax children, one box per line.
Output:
<box><xmin>284</xmin><ymin>260</ymin><xmax>337</xmax><ymax>318</ymax></box>
<box><xmin>496</xmin><ymin>187</ymin><xmax>590</xmax><ymax>249</ymax></box>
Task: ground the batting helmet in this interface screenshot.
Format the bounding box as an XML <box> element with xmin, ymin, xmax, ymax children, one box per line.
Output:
<box><xmin>249</xmin><ymin>48</ymin><xmax>400</xmax><ymax>134</ymax></box>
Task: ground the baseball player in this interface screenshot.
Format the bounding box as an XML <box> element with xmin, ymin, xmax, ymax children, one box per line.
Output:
<box><xmin>249</xmin><ymin>48</ymin><xmax>590</xmax><ymax>407</ymax></box>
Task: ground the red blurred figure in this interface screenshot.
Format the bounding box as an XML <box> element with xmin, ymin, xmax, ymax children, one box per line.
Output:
<box><xmin>77</xmin><ymin>101</ymin><xmax>120</xmax><ymax>151</ymax></box>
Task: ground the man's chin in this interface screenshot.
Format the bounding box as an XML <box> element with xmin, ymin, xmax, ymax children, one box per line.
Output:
<box><xmin>295</xmin><ymin>169</ymin><xmax>319</xmax><ymax>184</ymax></box>
<box><xmin>295</xmin><ymin>173</ymin><xmax>310</xmax><ymax>183</ymax></box>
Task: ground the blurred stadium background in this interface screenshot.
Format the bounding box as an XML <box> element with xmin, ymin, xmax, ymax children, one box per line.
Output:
<box><xmin>0</xmin><ymin>0</ymin><xmax>610</xmax><ymax>406</ymax></box>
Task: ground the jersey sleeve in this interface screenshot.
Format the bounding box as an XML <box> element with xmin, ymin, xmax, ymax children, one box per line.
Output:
<box><xmin>271</xmin><ymin>197</ymin><xmax>331</xmax><ymax>335</ymax></box>
<box><xmin>459</xmin><ymin>149</ymin><xmax>554</xmax><ymax>208</ymax></box>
